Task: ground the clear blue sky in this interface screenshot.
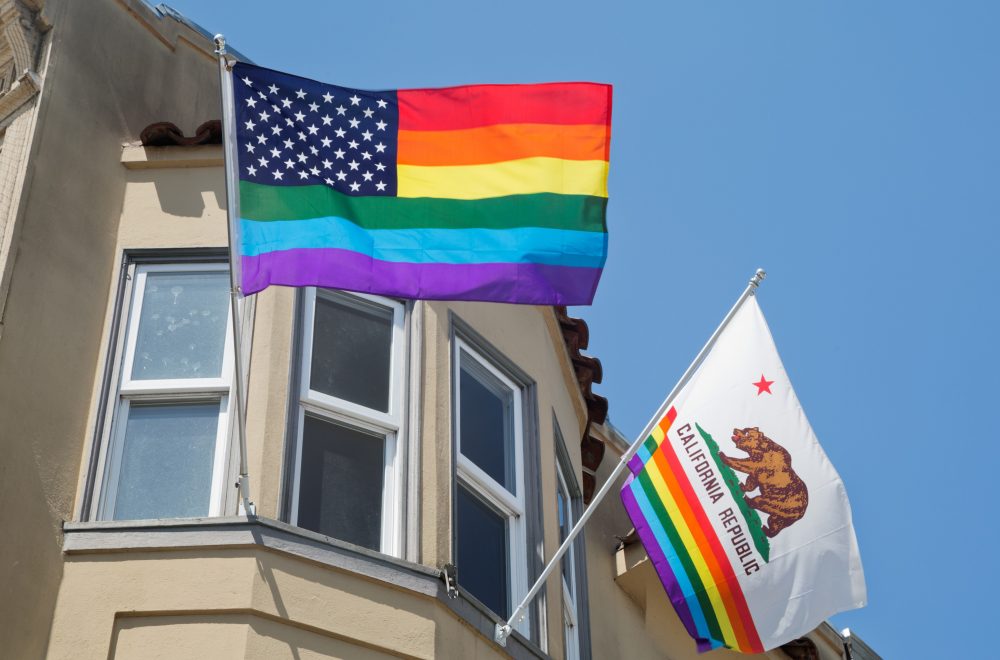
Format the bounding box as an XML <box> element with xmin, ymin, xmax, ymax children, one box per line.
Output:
<box><xmin>163</xmin><ymin>2</ymin><xmax>998</xmax><ymax>656</ymax></box>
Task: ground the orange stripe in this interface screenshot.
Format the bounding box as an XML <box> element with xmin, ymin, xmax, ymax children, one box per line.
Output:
<box><xmin>654</xmin><ymin>435</ymin><xmax>763</xmax><ymax>651</ymax></box>
<box><xmin>648</xmin><ymin>448</ymin><xmax>753</xmax><ymax>650</ymax></box>
<box><xmin>397</xmin><ymin>123</ymin><xmax>610</xmax><ymax>166</ymax></box>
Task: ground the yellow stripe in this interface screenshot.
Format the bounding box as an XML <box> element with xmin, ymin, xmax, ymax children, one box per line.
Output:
<box><xmin>645</xmin><ymin>457</ymin><xmax>741</xmax><ymax>648</ymax></box>
<box><xmin>651</xmin><ymin>427</ymin><xmax>666</xmax><ymax>444</ymax></box>
<box><xmin>396</xmin><ymin>157</ymin><xmax>609</xmax><ymax>200</ymax></box>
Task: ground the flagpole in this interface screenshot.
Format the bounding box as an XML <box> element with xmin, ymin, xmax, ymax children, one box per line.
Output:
<box><xmin>495</xmin><ymin>268</ymin><xmax>767</xmax><ymax>646</ymax></box>
<box><xmin>214</xmin><ymin>34</ymin><xmax>255</xmax><ymax>516</ymax></box>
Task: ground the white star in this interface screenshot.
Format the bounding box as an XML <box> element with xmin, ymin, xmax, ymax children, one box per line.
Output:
<box><xmin>297</xmin><ymin>153</ymin><xmax>308</xmax><ymax>163</ymax></box>
<box><xmin>258</xmin><ymin>91</ymin><xmax>266</xmax><ymax>99</ymax></box>
<box><xmin>270</xmin><ymin>147</ymin><xmax>281</xmax><ymax>158</ymax></box>
<box><xmin>375</xmin><ymin>163</ymin><xmax>387</xmax><ymax>171</ymax></box>
<box><xmin>308</xmin><ymin>102</ymin><xmax>319</xmax><ymax>112</ymax></box>
<box><xmin>334</xmin><ymin>148</ymin><xmax>345</xmax><ymax>159</ymax></box>
<box><xmin>283</xmin><ymin>138</ymin><xmax>294</xmax><ymax>150</ymax></box>
<box><xmin>375</xmin><ymin>142</ymin><xmax>386</xmax><ymax>153</ymax></box>
<box><xmin>307</xmin><ymin>124</ymin><xmax>319</xmax><ymax>135</ymax></box>
<box><xmin>376</xmin><ymin>181</ymin><xmax>387</xmax><ymax>191</ymax></box>
<box><xmin>245</xmin><ymin>143</ymin><xmax>255</xmax><ymax>153</ymax></box>
<box><xmin>310</xmin><ymin>166</ymin><xmax>320</xmax><ymax>176</ymax></box>
<box><xmin>242</xmin><ymin>76</ymin><xmax>253</xmax><ymax>86</ymax></box>
<box><xmin>295</xmin><ymin>88</ymin><xmax>307</xmax><ymax>99</ymax></box>
<box><xmin>349</xmin><ymin>94</ymin><xmax>361</xmax><ymax>106</ymax></box>
<box><xmin>361</xmin><ymin>151</ymin><xmax>372</xmax><ymax>161</ymax></box>
<box><xmin>268</xmin><ymin>84</ymin><xmax>279</xmax><ymax>95</ymax></box>
<box><xmin>298</xmin><ymin>131</ymin><xmax>307</xmax><ymax>141</ymax></box>
<box><xmin>298</xmin><ymin>170</ymin><xmax>309</xmax><ymax>179</ymax></box>
<box><xmin>272</xmin><ymin>103</ymin><xmax>281</xmax><ymax>113</ymax></box>
<box><xmin>281</xmin><ymin>97</ymin><xmax>292</xmax><ymax>108</ymax></box>
<box><xmin>348</xmin><ymin>160</ymin><xmax>359</xmax><ymax>171</ymax></box>
<box><xmin>244</xmin><ymin>119</ymin><xmax>255</xmax><ymax>131</ymax></box>
<box><xmin>350</xmin><ymin>181</ymin><xmax>361</xmax><ymax>192</ymax></box>
<box><xmin>246</xmin><ymin>97</ymin><xmax>257</xmax><ymax>108</ymax></box>
<box><xmin>294</xmin><ymin>111</ymin><xmax>306</xmax><ymax>122</ymax></box>
<box><xmin>376</xmin><ymin>99</ymin><xmax>388</xmax><ymax>109</ymax></box>
<box><xmin>336</xmin><ymin>170</ymin><xmax>347</xmax><ymax>181</ymax></box>
<box><xmin>259</xmin><ymin>110</ymin><xmax>270</xmax><ymax>122</ymax></box>
<box><xmin>247</xmin><ymin>165</ymin><xmax>257</xmax><ymax>176</ymax></box>
<box><xmin>284</xmin><ymin>158</ymin><xmax>295</xmax><ymax>169</ymax></box>
<box><xmin>348</xmin><ymin>140</ymin><xmax>359</xmax><ymax>150</ymax></box>
<box><xmin>349</xmin><ymin>118</ymin><xmax>360</xmax><ymax>129</ymax></box>
<box><xmin>271</xmin><ymin>125</ymin><xmax>283</xmax><ymax>136</ymax></box>
<box><xmin>285</xmin><ymin>117</ymin><xmax>295</xmax><ymax>127</ymax></box>
<box><xmin>322</xmin><ymin>159</ymin><xmax>333</xmax><ymax>169</ymax></box>
<box><xmin>361</xmin><ymin>130</ymin><xmax>373</xmax><ymax>141</ymax></box>
<box><xmin>363</xmin><ymin>107</ymin><xmax>374</xmax><ymax>119</ymax></box>
<box><xmin>325</xmin><ymin>177</ymin><xmax>334</xmax><ymax>185</ymax></box>
<box><xmin>309</xmin><ymin>145</ymin><xmax>319</xmax><ymax>155</ymax></box>
<box><xmin>375</xmin><ymin>120</ymin><xmax>387</xmax><ymax>131</ymax></box>
<box><xmin>320</xmin><ymin>136</ymin><xmax>333</xmax><ymax>148</ymax></box>
<box><xmin>336</xmin><ymin>105</ymin><xmax>347</xmax><ymax>116</ymax></box>
<box><xmin>257</xmin><ymin>134</ymin><xmax>268</xmax><ymax>144</ymax></box>
<box><xmin>322</xmin><ymin>91</ymin><xmax>334</xmax><ymax>103</ymax></box>
<box><xmin>258</xmin><ymin>156</ymin><xmax>269</xmax><ymax>167</ymax></box>
<box><xmin>273</xmin><ymin>170</ymin><xmax>283</xmax><ymax>180</ymax></box>
<box><xmin>362</xmin><ymin>171</ymin><xmax>373</xmax><ymax>182</ymax></box>
<box><xmin>334</xmin><ymin>128</ymin><xmax>346</xmax><ymax>138</ymax></box>
<box><xmin>321</xmin><ymin>114</ymin><xmax>333</xmax><ymax>126</ymax></box>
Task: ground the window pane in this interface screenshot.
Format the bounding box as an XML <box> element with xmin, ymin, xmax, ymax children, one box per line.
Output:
<box><xmin>558</xmin><ymin>482</ymin><xmax>574</xmax><ymax>592</ymax></box>
<box><xmin>456</xmin><ymin>485</ymin><xmax>509</xmax><ymax>618</ymax></box>
<box><xmin>311</xmin><ymin>293</ymin><xmax>393</xmax><ymax>413</ymax></box>
<box><xmin>459</xmin><ymin>359</ymin><xmax>514</xmax><ymax>492</ymax></box>
<box><xmin>131</xmin><ymin>271</ymin><xmax>230</xmax><ymax>380</ymax></box>
<box><xmin>297</xmin><ymin>415</ymin><xmax>385</xmax><ymax>551</ymax></box>
<box><xmin>113</xmin><ymin>402</ymin><xmax>219</xmax><ymax>520</ymax></box>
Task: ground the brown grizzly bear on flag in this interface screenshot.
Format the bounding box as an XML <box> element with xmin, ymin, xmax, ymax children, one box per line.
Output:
<box><xmin>719</xmin><ymin>427</ymin><xmax>809</xmax><ymax>538</ymax></box>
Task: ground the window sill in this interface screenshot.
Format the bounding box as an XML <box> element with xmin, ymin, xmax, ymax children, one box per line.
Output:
<box><xmin>62</xmin><ymin>515</ymin><xmax>548</xmax><ymax>660</ymax></box>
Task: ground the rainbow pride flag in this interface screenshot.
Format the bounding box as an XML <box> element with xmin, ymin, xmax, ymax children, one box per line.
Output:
<box><xmin>231</xmin><ymin>62</ymin><xmax>611</xmax><ymax>304</ymax></box>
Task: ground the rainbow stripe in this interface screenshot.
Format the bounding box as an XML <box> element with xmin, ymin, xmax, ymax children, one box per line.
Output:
<box><xmin>233</xmin><ymin>63</ymin><xmax>611</xmax><ymax>304</ymax></box>
<box><xmin>620</xmin><ymin>407</ymin><xmax>765</xmax><ymax>653</ymax></box>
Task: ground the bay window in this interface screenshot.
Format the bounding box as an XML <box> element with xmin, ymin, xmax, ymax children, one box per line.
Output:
<box><xmin>289</xmin><ymin>288</ymin><xmax>406</xmax><ymax>556</ymax></box>
<box><xmin>95</xmin><ymin>261</ymin><xmax>235</xmax><ymax>520</ymax></box>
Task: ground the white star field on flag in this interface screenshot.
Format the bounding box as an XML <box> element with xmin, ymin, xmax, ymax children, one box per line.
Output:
<box><xmin>234</xmin><ymin>65</ymin><xmax>397</xmax><ymax>197</ymax></box>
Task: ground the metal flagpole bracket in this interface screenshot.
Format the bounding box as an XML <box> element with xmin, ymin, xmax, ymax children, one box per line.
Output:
<box><xmin>494</xmin><ymin>622</ymin><xmax>513</xmax><ymax>646</ymax></box>
<box><xmin>749</xmin><ymin>268</ymin><xmax>766</xmax><ymax>292</ymax></box>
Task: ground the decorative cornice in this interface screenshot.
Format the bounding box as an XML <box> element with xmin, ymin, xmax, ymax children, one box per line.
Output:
<box><xmin>0</xmin><ymin>68</ymin><xmax>37</xmax><ymax>126</ymax></box>
<box><xmin>554</xmin><ymin>305</ymin><xmax>609</xmax><ymax>502</ymax></box>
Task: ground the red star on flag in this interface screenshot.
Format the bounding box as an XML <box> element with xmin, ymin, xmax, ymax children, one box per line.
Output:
<box><xmin>753</xmin><ymin>374</ymin><xmax>774</xmax><ymax>395</ymax></box>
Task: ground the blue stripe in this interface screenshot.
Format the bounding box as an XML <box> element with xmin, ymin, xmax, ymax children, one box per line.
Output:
<box><xmin>637</xmin><ymin>445</ymin><xmax>654</xmax><ymax>465</ymax></box>
<box><xmin>239</xmin><ymin>217</ymin><xmax>608</xmax><ymax>268</ymax></box>
<box><xmin>629</xmin><ymin>480</ymin><xmax>716</xmax><ymax>642</ymax></box>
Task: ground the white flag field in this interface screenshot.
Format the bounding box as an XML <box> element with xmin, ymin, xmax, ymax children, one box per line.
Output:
<box><xmin>620</xmin><ymin>295</ymin><xmax>867</xmax><ymax>653</ymax></box>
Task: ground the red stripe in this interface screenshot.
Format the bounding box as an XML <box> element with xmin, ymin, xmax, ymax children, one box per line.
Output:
<box><xmin>657</xmin><ymin>424</ymin><xmax>765</xmax><ymax>652</ymax></box>
<box><xmin>398</xmin><ymin>83</ymin><xmax>612</xmax><ymax>131</ymax></box>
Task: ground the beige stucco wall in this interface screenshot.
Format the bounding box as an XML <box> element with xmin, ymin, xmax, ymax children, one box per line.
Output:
<box><xmin>0</xmin><ymin>2</ymin><xmax>230</xmax><ymax>657</ymax></box>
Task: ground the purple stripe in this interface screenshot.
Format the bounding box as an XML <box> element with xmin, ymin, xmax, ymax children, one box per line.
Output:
<box><xmin>620</xmin><ymin>477</ymin><xmax>705</xmax><ymax>647</ymax></box>
<box><xmin>627</xmin><ymin>454</ymin><xmax>645</xmax><ymax>475</ymax></box>
<box><xmin>241</xmin><ymin>247</ymin><xmax>603</xmax><ymax>304</ymax></box>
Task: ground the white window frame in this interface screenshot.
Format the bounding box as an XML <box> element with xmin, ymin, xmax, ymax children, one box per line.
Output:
<box><xmin>454</xmin><ymin>337</ymin><xmax>529</xmax><ymax>634</ymax></box>
<box><xmin>96</xmin><ymin>262</ymin><xmax>235</xmax><ymax>521</ymax></box>
<box><xmin>289</xmin><ymin>288</ymin><xmax>407</xmax><ymax>557</ymax></box>
<box><xmin>557</xmin><ymin>461</ymin><xmax>581</xmax><ymax>660</ymax></box>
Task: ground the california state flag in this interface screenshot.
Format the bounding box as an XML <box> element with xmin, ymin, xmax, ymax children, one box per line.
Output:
<box><xmin>620</xmin><ymin>295</ymin><xmax>867</xmax><ymax>653</ymax></box>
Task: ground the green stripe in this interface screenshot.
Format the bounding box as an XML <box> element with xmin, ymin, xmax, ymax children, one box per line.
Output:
<box><xmin>696</xmin><ymin>424</ymin><xmax>770</xmax><ymax>562</ymax></box>
<box><xmin>239</xmin><ymin>180</ymin><xmax>607</xmax><ymax>232</ymax></box>
<box><xmin>643</xmin><ymin>436</ymin><xmax>659</xmax><ymax>455</ymax></box>
<box><xmin>636</xmin><ymin>468</ymin><xmax>726</xmax><ymax>644</ymax></box>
